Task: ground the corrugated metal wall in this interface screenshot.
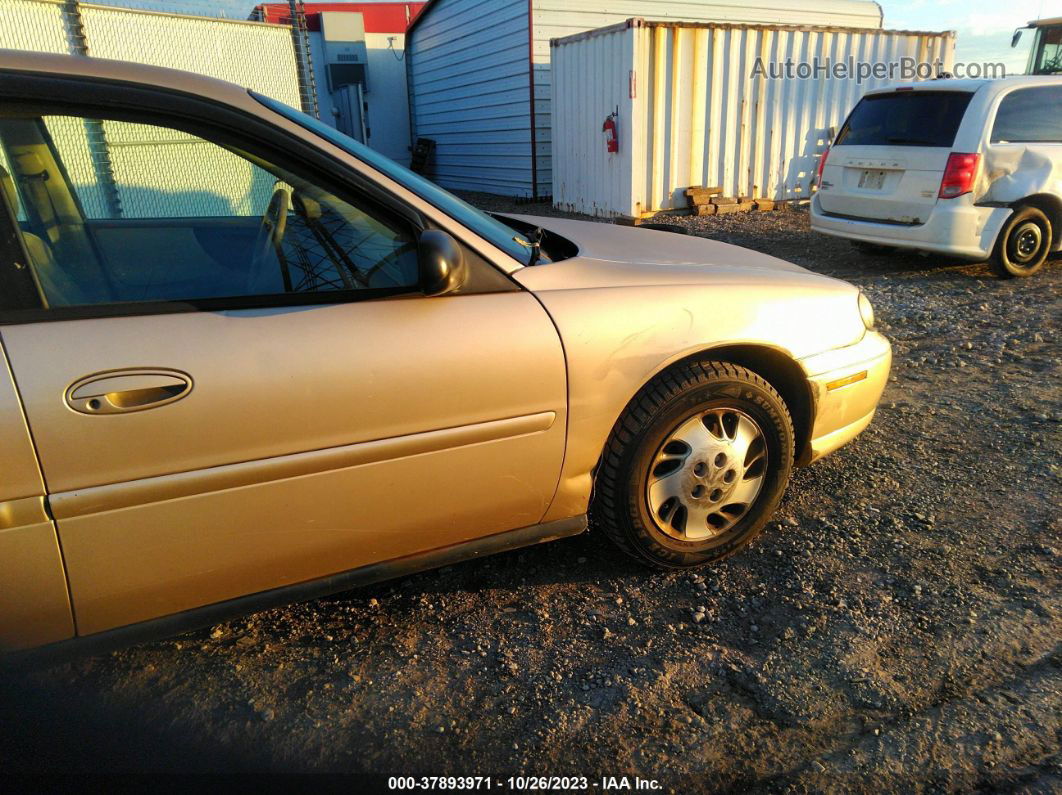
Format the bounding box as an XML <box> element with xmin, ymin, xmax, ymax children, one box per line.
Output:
<box><xmin>0</xmin><ymin>0</ymin><xmax>301</xmax><ymax>219</ymax></box>
<box><xmin>552</xmin><ymin>20</ymin><xmax>955</xmax><ymax>217</ymax></box>
<box><xmin>407</xmin><ymin>0</ymin><xmax>533</xmax><ymax>195</ymax></box>
<box><xmin>408</xmin><ymin>0</ymin><xmax>883</xmax><ymax>197</ymax></box>
<box><xmin>548</xmin><ymin>24</ymin><xmax>637</xmax><ymax>216</ymax></box>
<box><xmin>534</xmin><ymin>0</ymin><xmax>883</xmax><ymax>36</ymax></box>
<box><xmin>531</xmin><ymin>1</ymin><xmax>883</xmax><ymax>198</ymax></box>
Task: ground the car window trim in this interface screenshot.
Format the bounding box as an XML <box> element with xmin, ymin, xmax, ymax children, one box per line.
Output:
<box><xmin>0</xmin><ymin>78</ymin><xmax>459</xmax><ymax>320</ymax></box>
<box><xmin>0</xmin><ymin>71</ymin><xmax>527</xmax><ymax>276</ymax></box>
<box><xmin>0</xmin><ymin>80</ymin><xmax>425</xmax><ymax>230</ymax></box>
<box><xmin>0</xmin><ymin>285</ymin><xmax>422</xmax><ymax>326</ymax></box>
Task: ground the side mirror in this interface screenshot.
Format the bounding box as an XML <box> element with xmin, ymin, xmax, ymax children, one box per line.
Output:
<box><xmin>1012</xmin><ymin>28</ymin><xmax>1023</xmax><ymax>48</ymax></box>
<box><xmin>417</xmin><ymin>229</ymin><xmax>466</xmax><ymax>296</ymax></box>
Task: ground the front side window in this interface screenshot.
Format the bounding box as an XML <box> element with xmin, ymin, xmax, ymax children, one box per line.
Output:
<box><xmin>0</xmin><ymin>113</ymin><xmax>419</xmax><ymax>309</ymax></box>
<box><xmin>835</xmin><ymin>91</ymin><xmax>974</xmax><ymax>148</ymax></box>
<box><xmin>991</xmin><ymin>86</ymin><xmax>1062</xmax><ymax>144</ymax></box>
<box><xmin>252</xmin><ymin>92</ymin><xmax>535</xmax><ymax>266</ymax></box>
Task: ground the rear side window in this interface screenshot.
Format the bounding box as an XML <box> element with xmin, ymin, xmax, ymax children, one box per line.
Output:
<box><xmin>991</xmin><ymin>87</ymin><xmax>1062</xmax><ymax>143</ymax></box>
<box><xmin>835</xmin><ymin>91</ymin><xmax>974</xmax><ymax>148</ymax></box>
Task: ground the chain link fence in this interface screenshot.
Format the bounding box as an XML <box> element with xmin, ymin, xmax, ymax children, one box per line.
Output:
<box><xmin>83</xmin><ymin>0</ymin><xmax>254</xmax><ymax>18</ymax></box>
<box><xmin>0</xmin><ymin>0</ymin><xmax>310</xmax><ymax>219</ymax></box>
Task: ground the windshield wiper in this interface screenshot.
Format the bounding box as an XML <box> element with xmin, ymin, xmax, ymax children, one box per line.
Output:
<box><xmin>526</xmin><ymin>226</ymin><xmax>545</xmax><ymax>266</ymax></box>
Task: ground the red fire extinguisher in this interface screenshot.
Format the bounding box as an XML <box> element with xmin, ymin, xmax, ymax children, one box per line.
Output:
<box><xmin>602</xmin><ymin>111</ymin><xmax>619</xmax><ymax>154</ymax></box>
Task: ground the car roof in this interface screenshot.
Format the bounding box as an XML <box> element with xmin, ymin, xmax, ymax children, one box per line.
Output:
<box><xmin>0</xmin><ymin>48</ymin><xmax>258</xmax><ymax>112</ymax></box>
<box><xmin>863</xmin><ymin>75</ymin><xmax>1062</xmax><ymax>97</ymax></box>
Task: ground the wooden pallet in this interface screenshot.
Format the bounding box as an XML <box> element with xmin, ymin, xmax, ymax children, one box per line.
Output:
<box><xmin>684</xmin><ymin>185</ymin><xmax>779</xmax><ymax>214</ymax></box>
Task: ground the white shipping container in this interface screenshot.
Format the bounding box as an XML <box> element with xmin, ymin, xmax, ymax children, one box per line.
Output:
<box><xmin>407</xmin><ymin>0</ymin><xmax>884</xmax><ymax>198</ymax></box>
<box><xmin>551</xmin><ymin>18</ymin><xmax>955</xmax><ymax>218</ymax></box>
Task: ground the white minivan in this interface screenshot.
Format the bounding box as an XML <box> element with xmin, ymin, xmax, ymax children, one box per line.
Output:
<box><xmin>810</xmin><ymin>77</ymin><xmax>1062</xmax><ymax>277</ymax></box>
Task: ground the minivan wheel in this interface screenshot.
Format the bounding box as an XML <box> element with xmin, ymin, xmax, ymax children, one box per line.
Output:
<box><xmin>991</xmin><ymin>206</ymin><xmax>1052</xmax><ymax>278</ymax></box>
<box><xmin>592</xmin><ymin>360</ymin><xmax>794</xmax><ymax>569</ymax></box>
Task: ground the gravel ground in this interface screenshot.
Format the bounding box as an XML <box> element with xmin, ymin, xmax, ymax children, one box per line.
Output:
<box><xmin>2</xmin><ymin>200</ymin><xmax>1059</xmax><ymax>790</ymax></box>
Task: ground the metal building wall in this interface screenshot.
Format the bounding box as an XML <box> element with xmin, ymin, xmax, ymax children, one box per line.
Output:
<box><xmin>0</xmin><ymin>0</ymin><xmax>301</xmax><ymax>219</ymax></box>
<box><xmin>407</xmin><ymin>0</ymin><xmax>533</xmax><ymax>195</ymax></box>
<box><xmin>551</xmin><ymin>20</ymin><xmax>955</xmax><ymax>218</ymax></box>
<box><xmin>407</xmin><ymin>0</ymin><xmax>882</xmax><ymax>197</ymax></box>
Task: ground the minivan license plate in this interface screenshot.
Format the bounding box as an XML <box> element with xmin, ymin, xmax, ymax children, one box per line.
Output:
<box><xmin>858</xmin><ymin>169</ymin><xmax>887</xmax><ymax>190</ymax></box>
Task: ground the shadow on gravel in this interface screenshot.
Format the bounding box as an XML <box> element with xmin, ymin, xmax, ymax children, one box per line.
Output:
<box><xmin>0</xmin><ymin>675</ymin><xmax>265</xmax><ymax>773</ymax></box>
<box><xmin>318</xmin><ymin>531</ymin><xmax>648</xmax><ymax>600</ymax></box>
<box><xmin>0</xmin><ymin>532</ymin><xmax>647</xmax><ymax>774</ymax></box>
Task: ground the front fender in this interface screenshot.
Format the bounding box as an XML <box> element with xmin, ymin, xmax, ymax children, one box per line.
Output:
<box><xmin>517</xmin><ymin>275</ymin><xmax>864</xmax><ymax>521</ymax></box>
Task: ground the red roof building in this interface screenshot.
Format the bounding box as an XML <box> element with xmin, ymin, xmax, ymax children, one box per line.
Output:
<box><xmin>253</xmin><ymin>3</ymin><xmax>425</xmax><ymax>32</ymax></box>
<box><xmin>252</xmin><ymin>2</ymin><xmax>427</xmax><ymax>166</ymax></box>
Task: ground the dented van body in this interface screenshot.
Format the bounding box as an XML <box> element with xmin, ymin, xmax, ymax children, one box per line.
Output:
<box><xmin>810</xmin><ymin>77</ymin><xmax>1062</xmax><ymax>268</ymax></box>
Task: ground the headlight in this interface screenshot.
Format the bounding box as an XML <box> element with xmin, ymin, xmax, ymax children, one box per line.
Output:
<box><xmin>858</xmin><ymin>292</ymin><xmax>875</xmax><ymax>330</ymax></box>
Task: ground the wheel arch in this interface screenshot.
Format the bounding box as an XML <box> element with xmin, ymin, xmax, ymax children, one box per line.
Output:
<box><xmin>684</xmin><ymin>344</ymin><xmax>814</xmax><ymax>466</ymax></box>
<box><xmin>591</xmin><ymin>343</ymin><xmax>815</xmax><ymax>486</ymax></box>
<box><xmin>586</xmin><ymin>345</ymin><xmax>810</xmax><ymax>566</ymax></box>
<box><xmin>1012</xmin><ymin>194</ymin><xmax>1062</xmax><ymax>249</ymax></box>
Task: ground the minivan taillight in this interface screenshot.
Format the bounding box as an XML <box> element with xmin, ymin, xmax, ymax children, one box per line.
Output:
<box><xmin>816</xmin><ymin>147</ymin><xmax>830</xmax><ymax>182</ymax></box>
<box><xmin>938</xmin><ymin>153</ymin><xmax>980</xmax><ymax>199</ymax></box>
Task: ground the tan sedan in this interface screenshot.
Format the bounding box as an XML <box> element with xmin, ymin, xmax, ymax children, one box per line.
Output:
<box><xmin>0</xmin><ymin>51</ymin><xmax>890</xmax><ymax>657</ymax></box>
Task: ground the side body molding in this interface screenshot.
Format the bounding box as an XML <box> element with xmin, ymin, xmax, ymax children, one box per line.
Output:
<box><xmin>49</xmin><ymin>411</ymin><xmax>557</xmax><ymax>520</ymax></box>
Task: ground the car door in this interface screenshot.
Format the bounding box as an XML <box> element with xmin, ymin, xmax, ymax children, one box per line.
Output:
<box><xmin>0</xmin><ymin>106</ymin><xmax>567</xmax><ymax>637</ymax></box>
<box><xmin>0</xmin><ymin>338</ymin><xmax>73</xmax><ymax>651</ymax></box>
<box><xmin>985</xmin><ymin>84</ymin><xmax>1062</xmax><ymax>207</ymax></box>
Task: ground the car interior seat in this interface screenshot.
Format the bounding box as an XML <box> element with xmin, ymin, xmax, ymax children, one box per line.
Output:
<box><xmin>0</xmin><ymin>163</ymin><xmax>86</xmax><ymax>307</ymax></box>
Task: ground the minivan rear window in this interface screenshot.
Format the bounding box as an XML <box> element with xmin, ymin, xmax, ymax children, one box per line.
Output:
<box><xmin>835</xmin><ymin>91</ymin><xmax>974</xmax><ymax>148</ymax></box>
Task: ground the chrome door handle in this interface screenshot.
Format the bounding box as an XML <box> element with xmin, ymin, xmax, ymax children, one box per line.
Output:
<box><xmin>65</xmin><ymin>369</ymin><xmax>193</xmax><ymax>415</ymax></box>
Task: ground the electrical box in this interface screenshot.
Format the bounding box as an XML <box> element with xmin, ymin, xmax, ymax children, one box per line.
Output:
<box><xmin>320</xmin><ymin>11</ymin><xmax>369</xmax><ymax>91</ymax></box>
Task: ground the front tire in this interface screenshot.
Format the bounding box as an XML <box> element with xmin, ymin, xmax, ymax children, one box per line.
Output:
<box><xmin>592</xmin><ymin>360</ymin><xmax>794</xmax><ymax>569</ymax></box>
<box><xmin>991</xmin><ymin>206</ymin><xmax>1052</xmax><ymax>278</ymax></box>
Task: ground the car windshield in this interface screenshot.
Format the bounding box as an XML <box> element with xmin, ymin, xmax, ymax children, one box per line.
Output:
<box><xmin>251</xmin><ymin>92</ymin><xmax>533</xmax><ymax>265</ymax></box>
<box><xmin>835</xmin><ymin>90</ymin><xmax>974</xmax><ymax>148</ymax></box>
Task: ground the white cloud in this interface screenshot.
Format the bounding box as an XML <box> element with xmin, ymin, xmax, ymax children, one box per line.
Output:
<box><xmin>884</xmin><ymin>0</ymin><xmax>1058</xmax><ymax>74</ymax></box>
<box><xmin>960</xmin><ymin>6</ymin><xmax>1047</xmax><ymax>37</ymax></box>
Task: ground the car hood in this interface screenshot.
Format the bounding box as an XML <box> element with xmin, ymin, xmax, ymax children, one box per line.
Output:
<box><xmin>508</xmin><ymin>214</ymin><xmax>867</xmax><ymax>356</ymax></box>
<box><xmin>502</xmin><ymin>214</ymin><xmax>856</xmax><ymax>297</ymax></box>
